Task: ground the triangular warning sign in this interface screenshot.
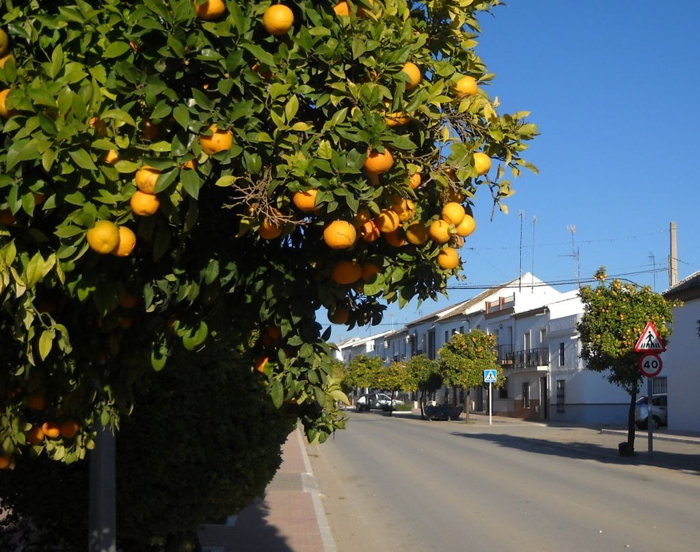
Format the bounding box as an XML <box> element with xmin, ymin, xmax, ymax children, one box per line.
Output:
<box><xmin>634</xmin><ymin>322</ymin><xmax>665</xmax><ymax>353</ymax></box>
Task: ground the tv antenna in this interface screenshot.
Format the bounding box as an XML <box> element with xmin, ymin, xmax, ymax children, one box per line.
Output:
<box><xmin>558</xmin><ymin>225</ymin><xmax>580</xmax><ymax>287</ymax></box>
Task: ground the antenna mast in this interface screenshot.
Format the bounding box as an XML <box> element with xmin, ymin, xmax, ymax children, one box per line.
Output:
<box><xmin>531</xmin><ymin>216</ymin><xmax>537</xmax><ymax>293</ymax></box>
<box><xmin>518</xmin><ymin>211</ymin><xmax>524</xmax><ymax>291</ymax></box>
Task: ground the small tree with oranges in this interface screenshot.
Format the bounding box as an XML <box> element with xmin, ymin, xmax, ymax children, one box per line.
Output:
<box><xmin>0</xmin><ymin>0</ymin><xmax>537</xmax><ymax>489</ymax></box>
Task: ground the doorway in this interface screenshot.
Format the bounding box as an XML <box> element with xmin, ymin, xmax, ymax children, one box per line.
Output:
<box><xmin>540</xmin><ymin>376</ymin><xmax>549</xmax><ymax>420</ymax></box>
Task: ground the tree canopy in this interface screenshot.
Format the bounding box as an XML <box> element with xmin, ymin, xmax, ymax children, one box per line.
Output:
<box><xmin>437</xmin><ymin>329</ymin><xmax>501</xmax><ymax>389</ymax></box>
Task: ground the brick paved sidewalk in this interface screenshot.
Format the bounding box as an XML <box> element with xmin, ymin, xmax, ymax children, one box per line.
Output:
<box><xmin>198</xmin><ymin>428</ymin><xmax>335</xmax><ymax>552</ymax></box>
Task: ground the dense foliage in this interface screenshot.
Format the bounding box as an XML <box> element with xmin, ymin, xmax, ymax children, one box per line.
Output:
<box><xmin>0</xmin><ymin>345</ymin><xmax>298</xmax><ymax>550</ymax></box>
<box><xmin>578</xmin><ymin>268</ymin><xmax>676</xmax><ymax>449</ymax></box>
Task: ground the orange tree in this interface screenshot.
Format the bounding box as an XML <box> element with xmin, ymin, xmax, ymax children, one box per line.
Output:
<box><xmin>578</xmin><ymin>268</ymin><xmax>676</xmax><ymax>454</ymax></box>
<box><xmin>404</xmin><ymin>353</ymin><xmax>441</xmax><ymax>418</ymax></box>
<box><xmin>374</xmin><ymin>360</ymin><xmax>415</xmax><ymax>415</ymax></box>
<box><xmin>0</xmin><ymin>0</ymin><xmax>537</xmax><ymax>469</ymax></box>
<box><xmin>437</xmin><ymin>329</ymin><xmax>501</xmax><ymax>422</ymax></box>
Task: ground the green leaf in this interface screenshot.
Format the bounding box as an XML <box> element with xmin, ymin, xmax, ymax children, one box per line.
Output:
<box><xmin>104</xmin><ymin>42</ymin><xmax>131</xmax><ymax>58</ymax></box>
<box><xmin>173</xmin><ymin>105</ymin><xmax>189</xmax><ymax>130</ymax></box>
<box><xmin>156</xmin><ymin>168</ymin><xmax>179</xmax><ymax>193</ymax></box>
<box><xmin>182</xmin><ymin>321</ymin><xmax>208</xmax><ymax>351</ymax></box>
<box><xmin>151</xmin><ymin>343</ymin><xmax>168</xmax><ymax>371</ymax></box>
<box><xmin>270</xmin><ymin>380</ymin><xmax>283</xmax><ymax>409</ymax></box>
<box><xmin>241</xmin><ymin>44</ymin><xmax>276</xmax><ymax>67</ymax></box>
<box><xmin>114</xmin><ymin>160</ymin><xmax>140</xmax><ymax>173</ymax></box>
<box><xmin>69</xmin><ymin>149</ymin><xmax>98</xmax><ymax>171</ymax></box>
<box><xmin>39</xmin><ymin>330</ymin><xmax>53</xmax><ymax>361</ymax></box>
<box><xmin>285</xmin><ymin>95</ymin><xmax>299</xmax><ymax>122</ymax></box>
<box><xmin>101</xmin><ymin>109</ymin><xmax>136</xmax><ymax>126</ymax></box>
<box><xmin>181</xmin><ymin>170</ymin><xmax>200</xmax><ymax>199</ymax></box>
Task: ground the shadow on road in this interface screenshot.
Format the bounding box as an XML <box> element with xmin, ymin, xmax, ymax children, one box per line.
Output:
<box><xmin>451</xmin><ymin>432</ymin><xmax>700</xmax><ymax>475</ymax></box>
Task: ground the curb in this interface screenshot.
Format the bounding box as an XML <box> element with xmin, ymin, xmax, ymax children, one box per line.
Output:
<box><xmin>600</xmin><ymin>428</ymin><xmax>700</xmax><ymax>446</ymax></box>
<box><xmin>297</xmin><ymin>428</ymin><xmax>338</xmax><ymax>552</ymax></box>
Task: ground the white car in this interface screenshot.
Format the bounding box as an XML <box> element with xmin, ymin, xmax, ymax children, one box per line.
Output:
<box><xmin>635</xmin><ymin>394</ymin><xmax>668</xmax><ymax>429</ymax></box>
<box><xmin>357</xmin><ymin>393</ymin><xmax>405</xmax><ymax>412</ymax></box>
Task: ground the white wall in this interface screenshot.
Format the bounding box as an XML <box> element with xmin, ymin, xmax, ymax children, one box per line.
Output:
<box><xmin>666</xmin><ymin>298</ymin><xmax>700</xmax><ymax>432</ymax></box>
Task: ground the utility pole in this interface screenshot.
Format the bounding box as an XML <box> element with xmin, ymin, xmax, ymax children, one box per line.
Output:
<box><xmin>668</xmin><ymin>221</ymin><xmax>678</xmax><ymax>287</ymax></box>
<box><xmin>518</xmin><ymin>211</ymin><xmax>524</xmax><ymax>292</ymax></box>
<box><xmin>648</xmin><ymin>252</ymin><xmax>656</xmax><ymax>292</ymax></box>
<box><xmin>531</xmin><ymin>216</ymin><xmax>537</xmax><ymax>292</ymax></box>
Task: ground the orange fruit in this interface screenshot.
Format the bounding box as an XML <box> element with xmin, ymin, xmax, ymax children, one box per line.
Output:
<box><xmin>455</xmin><ymin>76</ymin><xmax>477</xmax><ymax>98</ymax></box>
<box><xmin>131</xmin><ymin>191</ymin><xmax>160</xmax><ymax>216</ymax></box>
<box><xmin>456</xmin><ymin>215</ymin><xmax>476</xmax><ymax>238</ymax></box>
<box><xmin>362</xmin><ymin>262</ymin><xmax>381</xmax><ymax>281</ymax></box>
<box><xmin>0</xmin><ymin>88</ymin><xmax>15</xmax><ymax>118</ymax></box>
<box><xmin>0</xmin><ymin>29</ymin><xmax>8</xmax><ymax>57</ymax></box>
<box><xmin>27</xmin><ymin>426</ymin><xmax>44</xmax><ymax>445</ymax></box>
<box><xmin>0</xmin><ymin>53</ymin><xmax>14</xmax><ymax>69</ymax></box>
<box><xmin>329</xmin><ymin>307</ymin><xmax>349</xmax><ymax>325</ymax></box>
<box><xmin>405</xmin><ymin>223</ymin><xmax>428</xmax><ymax>245</ymax></box>
<box><xmin>102</xmin><ymin>150</ymin><xmax>120</xmax><ymax>165</ymax></box>
<box><xmin>119</xmin><ymin>317</ymin><xmax>134</xmax><ymax>329</ymax></box>
<box><xmin>438</xmin><ymin>247</ymin><xmax>459</xmax><ymax>270</ymax></box>
<box><xmin>120</xmin><ymin>293</ymin><xmax>138</xmax><ymax>309</ymax></box>
<box><xmin>354</xmin><ymin>209</ymin><xmax>371</xmax><ymax>227</ymax></box>
<box><xmin>323</xmin><ymin>220</ymin><xmax>357</xmax><ymax>249</ymax></box>
<box><xmin>385</xmin><ymin>229</ymin><xmax>406</xmax><ymax>247</ymax></box>
<box><xmin>473</xmin><ymin>152</ymin><xmax>492</xmax><ymax>176</ymax></box>
<box><xmin>200</xmin><ymin>124</ymin><xmax>233</xmax><ymax>155</ymax></box>
<box><xmin>60</xmin><ymin>419</ymin><xmax>80</xmax><ymax>439</ymax></box>
<box><xmin>409</xmin><ymin>173</ymin><xmax>421</xmax><ymax>189</ymax></box>
<box><xmin>251</xmin><ymin>62</ymin><xmax>274</xmax><ymax>80</ymax></box>
<box><xmin>135</xmin><ymin>166</ymin><xmax>160</xmax><ymax>194</ymax></box>
<box><xmin>194</xmin><ymin>0</ymin><xmax>226</xmax><ymax>20</ymax></box>
<box><xmin>333</xmin><ymin>1</ymin><xmax>350</xmax><ymax>16</ymax></box>
<box><xmin>364</xmin><ymin>149</ymin><xmax>393</xmax><ymax>175</ymax></box>
<box><xmin>260</xmin><ymin>216</ymin><xmax>283</xmax><ymax>240</ymax></box>
<box><xmin>262</xmin><ymin>326</ymin><xmax>282</xmax><ymax>347</ymax></box>
<box><xmin>0</xmin><ymin>208</ymin><xmax>15</xmax><ymax>226</ymax></box>
<box><xmin>112</xmin><ymin>226</ymin><xmax>136</xmax><ymax>257</ymax></box>
<box><xmin>401</xmin><ymin>62</ymin><xmax>421</xmax><ymax>90</ymax></box>
<box><xmin>441</xmin><ymin>202</ymin><xmax>465</xmax><ymax>226</ymax></box>
<box><xmin>0</xmin><ymin>456</ymin><xmax>11</xmax><ymax>469</ymax></box>
<box><xmin>263</xmin><ymin>5</ymin><xmax>294</xmax><ymax>36</ymax></box>
<box><xmin>87</xmin><ymin>221</ymin><xmax>120</xmax><ymax>254</ymax></box>
<box><xmin>292</xmin><ymin>189</ymin><xmax>318</xmax><ymax>212</ymax></box>
<box><xmin>89</xmin><ymin>116</ymin><xmax>108</xmax><ymax>137</ymax></box>
<box><xmin>390</xmin><ymin>196</ymin><xmax>415</xmax><ymax>222</ymax></box>
<box><xmin>429</xmin><ymin>220</ymin><xmax>450</xmax><ymax>244</ymax></box>
<box><xmin>181</xmin><ymin>159</ymin><xmax>197</xmax><ymax>170</ymax></box>
<box><xmin>359</xmin><ymin>220</ymin><xmax>380</xmax><ymax>243</ymax></box>
<box><xmin>143</xmin><ymin>119</ymin><xmax>159</xmax><ymax>140</ymax></box>
<box><xmin>41</xmin><ymin>422</ymin><xmax>61</xmax><ymax>439</ymax></box>
<box><xmin>375</xmin><ymin>210</ymin><xmax>400</xmax><ymax>233</ymax></box>
<box><xmin>331</xmin><ymin>260</ymin><xmax>363</xmax><ymax>285</ymax></box>
<box><xmin>385</xmin><ymin>111</ymin><xmax>411</xmax><ymax>127</ymax></box>
<box><xmin>255</xmin><ymin>355</ymin><xmax>269</xmax><ymax>373</ymax></box>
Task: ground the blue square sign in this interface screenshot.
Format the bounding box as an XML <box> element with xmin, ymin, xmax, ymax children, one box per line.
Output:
<box><xmin>484</xmin><ymin>369</ymin><xmax>498</xmax><ymax>383</ymax></box>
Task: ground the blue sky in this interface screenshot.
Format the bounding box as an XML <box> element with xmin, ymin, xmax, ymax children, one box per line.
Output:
<box><xmin>328</xmin><ymin>1</ymin><xmax>700</xmax><ymax>342</ymax></box>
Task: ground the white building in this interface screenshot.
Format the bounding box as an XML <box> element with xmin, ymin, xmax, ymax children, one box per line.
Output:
<box><xmin>663</xmin><ymin>271</ymin><xmax>700</xmax><ymax>432</ymax></box>
<box><xmin>334</xmin><ymin>330</ymin><xmax>392</xmax><ymax>364</ymax></box>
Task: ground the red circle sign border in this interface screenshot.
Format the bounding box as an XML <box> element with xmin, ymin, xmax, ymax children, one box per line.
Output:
<box><xmin>639</xmin><ymin>353</ymin><xmax>663</xmax><ymax>378</ymax></box>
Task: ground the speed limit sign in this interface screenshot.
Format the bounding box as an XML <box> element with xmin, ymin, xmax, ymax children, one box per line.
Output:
<box><xmin>639</xmin><ymin>353</ymin><xmax>663</xmax><ymax>378</ymax></box>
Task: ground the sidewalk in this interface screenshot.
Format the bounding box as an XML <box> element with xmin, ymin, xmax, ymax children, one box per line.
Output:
<box><xmin>198</xmin><ymin>428</ymin><xmax>336</xmax><ymax>552</ymax></box>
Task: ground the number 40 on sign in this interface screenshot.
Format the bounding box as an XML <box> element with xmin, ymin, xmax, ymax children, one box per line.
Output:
<box><xmin>639</xmin><ymin>353</ymin><xmax>663</xmax><ymax>378</ymax></box>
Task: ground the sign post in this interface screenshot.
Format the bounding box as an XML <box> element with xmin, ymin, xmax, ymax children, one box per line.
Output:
<box><xmin>484</xmin><ymin>370</ymin><xmax>498</xmax><ymax>426</ymax></box>
<box><xmin>635</xmin><ymin>322</ymin><xmax>666</xmax><ymax>455</ymax></box>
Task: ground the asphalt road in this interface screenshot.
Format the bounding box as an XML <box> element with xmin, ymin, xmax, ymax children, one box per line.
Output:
<box><xmin>307</xmin><ymin>412</ymin><xmax>700</xmax><ymax>552</ymax></box>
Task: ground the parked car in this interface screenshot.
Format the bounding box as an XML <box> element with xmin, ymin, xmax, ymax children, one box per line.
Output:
<box><xmin>635</xmin><ymin>393</ymin><xmax>668</xmax><ymax>429</ymax></box>
<box><xmin>356</xmin><ymin>393</ymin><xmax>405</xmax><ymax>412</ymax></box>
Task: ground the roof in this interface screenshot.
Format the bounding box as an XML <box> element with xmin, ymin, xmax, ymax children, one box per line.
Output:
<box><xmin>336</xmin><ymin>330</ymin><xmax>393</xmax><ymax>350</ymax></box>
<box><xmin>663</xmin><ymin>270</ymin><xmax>700</xmax><ymax>301</ymax></box>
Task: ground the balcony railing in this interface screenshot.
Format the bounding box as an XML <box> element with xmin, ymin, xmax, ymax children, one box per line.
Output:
<box><xmin>505</xmin><ymin>347</ymin><xmax>549</xmax><ymax>370</ymax></box>
<box><xmin>496</xmin><ymin>344</ymin><xmax>513</xmax><ymax>364</ymax></box>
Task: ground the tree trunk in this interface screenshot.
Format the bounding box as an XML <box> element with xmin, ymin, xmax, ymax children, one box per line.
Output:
<box><xmin>627</xmin><ymin>387</ymin><xmax>637</xmax><ymax>450</ymax></box>
<box><xmin>420</xmin><ymin>390</ymin><xmax>425</xmax><ymax>420</ymax></box>
<box><xmin>452</xmin><ymin>386</ymin><xmax>457</xmax><ymax>406</ymax></box>
<box><xmin>465</xmin><ymin>388</ymin><xmax>471</xmax><ymax>424</ymax></box>
<box><xmin>389</xmin><ymin>389</ymin><xmax>395</xmax><ymax>417</ymax></box>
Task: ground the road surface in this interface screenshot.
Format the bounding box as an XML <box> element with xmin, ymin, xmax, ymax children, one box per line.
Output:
<box><xmin>307</xmin><ymin>412</ymin><xmax>700</xmax><ymax>552</ymax></box>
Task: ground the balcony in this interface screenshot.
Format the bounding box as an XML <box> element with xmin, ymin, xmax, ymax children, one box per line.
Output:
<box><xmin>485</xmin><ymin>294</ymin><xmax>515</xmax><ymax>316</ymax></box>
<box><xmin>505</xmin><ymin>347</ymin><xmax>549</xmax><ymax>371</ymax></box>
<box><xmin>496</xmin><ymin>344</ymin><xmax>513</xmax><ymax>365</ymax></box>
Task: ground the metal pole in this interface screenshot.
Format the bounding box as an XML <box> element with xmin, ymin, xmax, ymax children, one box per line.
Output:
<box><xmin>489</xmin><ymin>382</ymin><xmax>493</xmax><ymax>426</ymax></box>
<box><xmin>647</xmin><ymin>377</ymin><xmax>653</xmax><ymax>455</ymax></box>
<box><xmin>89</xmin><ymin>426</ymin><xmax>117</xmax><ymax>552</ymax></box>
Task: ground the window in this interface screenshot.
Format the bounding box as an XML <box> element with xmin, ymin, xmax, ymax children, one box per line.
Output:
<box><xmin>522</xmin><ymin>383</ymin><xmax>530</xmax><ymax>408</ymax></box>
<box><xmin>540</xmin><ymin>328</ymin><xmax>546</xmax><ymax>346</ymax></box>
<box><xmin>476</xmin><ymin>325</ymin><xmax>481</xmax><ymax>331</ymax></box>
<box><xmin>556</xmin><ymin>379</ymin><xmax>565</xmax><ymax>413</ymax></box>
<box><xmin>559</xmin><ymin>343</ymin><xmax>565</xmax><ymax>366</ymax></box>
<box><xmin>524</xmin><ymin>331</ymin><xmax>531</xmax><ymax>350</ymax></box>
<box><xmin>499</xmin><ymin>378</ymin><xmax>509</xmax><ymax>399</ymax></box>
<box><xmin>445</xmin><ymin>330</ymin><xmax>449</xmax><ymax>343</ymax></box>
<box><xmin>451</xmin><ymin>328</ymin><xmax>457</xmax><ymax>336</ymax></box>
<box><xmin>460</xmin><ymin>326</ymin><xmax>464</xmax><ymax>334</ymax></box>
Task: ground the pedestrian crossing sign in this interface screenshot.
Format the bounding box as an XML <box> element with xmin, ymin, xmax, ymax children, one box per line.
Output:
<box><xmin>634</xmin><ymin>321</ymin><xmax>665</xmax><ymax>353</ymax></box>
<box><xmin>484</xmin><ymin>369</ymin><xmax>498</xmax><ymax>383</ymax></box>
